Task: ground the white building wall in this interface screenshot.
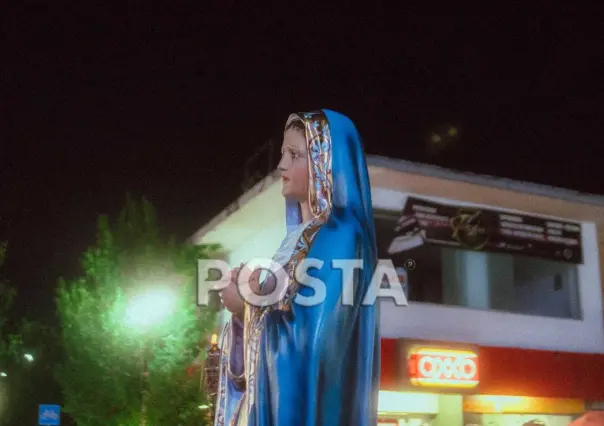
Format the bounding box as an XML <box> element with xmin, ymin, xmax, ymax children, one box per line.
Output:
<box><xmin>197</xmin><ymin>179</ymin><xmax>604</xmax><ymax>354</ymax></box>
<box><xmin>372</xmin><ymin>187</ymin><xmax>604</xmax><ymax>354</ymax></box>
<box><xmin>225</xmin><ymin>221</ymin><xmax>285</xmax><ymax>266</ymax></box>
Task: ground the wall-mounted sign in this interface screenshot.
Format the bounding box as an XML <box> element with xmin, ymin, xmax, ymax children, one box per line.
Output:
<box><xmin>388</xmin><ymin>196</ymin><xmax>583</xmax><ymax>264</ymax></box>
<box><xmin>408</xmin><ymin>348</ymin><xmax>479</xmax><ymax>389</ymax></box>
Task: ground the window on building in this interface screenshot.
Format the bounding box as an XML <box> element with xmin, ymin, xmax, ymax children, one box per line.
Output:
<box><xmin>374</xmin><ymin>209</ymin><xmax>582</xmax><ymax>320</ymax></box>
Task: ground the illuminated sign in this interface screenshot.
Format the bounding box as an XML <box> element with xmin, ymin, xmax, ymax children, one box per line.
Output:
<box><xmin>408</xmin><ymin>348</ymin><xmax>479</xmax><ymax>388</ymax></box>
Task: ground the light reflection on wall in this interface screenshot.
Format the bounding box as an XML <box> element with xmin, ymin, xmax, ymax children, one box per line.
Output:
<box><xmin>378</xmin><ymin>391</ymin><xmax>439</xmax><ymax>415</ymax></box>
<box><xmin>463</xmin><ymin>395</ymin><xmax>585</xmax><ymax>415</ymax></box>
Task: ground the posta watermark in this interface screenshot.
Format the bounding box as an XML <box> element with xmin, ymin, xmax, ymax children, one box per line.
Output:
<box><xmin>196</xmin><ymin>258</ymin><xmax>412</xmax><ymax>308</ymax></box>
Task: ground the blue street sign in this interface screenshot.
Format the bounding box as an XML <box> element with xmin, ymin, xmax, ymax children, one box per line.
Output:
<box><xmin>38</xmin><ymin>405</ymin><xmax>60</xmax><ymax>425</ymax></box>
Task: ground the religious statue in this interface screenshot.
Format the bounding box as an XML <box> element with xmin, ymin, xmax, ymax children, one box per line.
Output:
<box><xmin>215</xmin><ymin>110</ymin><xmax>380</xmax><ymax>426</ymax></box>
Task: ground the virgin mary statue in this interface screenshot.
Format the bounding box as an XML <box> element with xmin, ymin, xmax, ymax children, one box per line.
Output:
<box><xmin>214</xmin><ymin>109</ymin><xmax>380</xmax><ymax>426</ymax></box>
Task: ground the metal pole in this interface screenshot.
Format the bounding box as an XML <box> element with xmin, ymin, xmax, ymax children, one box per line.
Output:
<box><xmin>140</xmin><ymin>349</ymin><xmax>148</xmax><ymax>426</ymax></box>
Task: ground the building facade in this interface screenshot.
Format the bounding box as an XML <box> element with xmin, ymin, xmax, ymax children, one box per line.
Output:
<box><xmin>190</xmin><ymin>156</ymin><xmax>604</xmax><ymax>426</ymax></box>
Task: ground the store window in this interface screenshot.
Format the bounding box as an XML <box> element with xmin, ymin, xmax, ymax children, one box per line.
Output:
<box><xmin>375</xmin><ymin>209</ymin><xmax>582</xmax><ymax>320</ymax></box>
<box><xmin>462</xmin><ymin>395</ymin><xmax>585</xmax><ymax>426</ymax></box>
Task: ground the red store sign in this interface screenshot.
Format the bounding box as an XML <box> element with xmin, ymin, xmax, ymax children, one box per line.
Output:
<box><xmin>408</xmin><ymin>348</ymin><xmax>479</xmax><ymax>389</ymax></box>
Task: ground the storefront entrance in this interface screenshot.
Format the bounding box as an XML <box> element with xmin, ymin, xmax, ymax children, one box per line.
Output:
<box><xmin>378</xmin><ymin>391</ymin><xmax>584</xmax><ymax>426</ymax></box>
<box><xmin>462</xmin><ymin>395</ymin><xmax>583</xmax><ymax>426</ymax></box>
<box><xmin>378</xmin><ymin>339</ymin><xmax>604</xmax><ymax>426</ymax></box>
<box><xmin>463</xmin><ymin>413</ymin><xmax>574</xmax><ymax>426</ymax></box>
<box><xmin>378</xmin><ymin>391</ymin><xmax>465</xmax><ymax>426</ymax></box>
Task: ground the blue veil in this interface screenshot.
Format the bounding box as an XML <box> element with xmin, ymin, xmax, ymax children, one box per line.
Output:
<box><xmin>251</xmin><ymin>110</ymin><xmax>380</xmax><ymax>426</ymax></box>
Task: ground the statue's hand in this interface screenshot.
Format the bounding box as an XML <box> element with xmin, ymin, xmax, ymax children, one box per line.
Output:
<box><xmin>219</xmin><ymin>266</ymin><xmax>245</xmax><ymax>316</ymax></box>
<box><xmin>219</xmin><ymin>263</ymin><xmax>267</xmax><ymax>315</ymax></box>
<box><xmin>246</xmin><ymin>267</ymin><xmax>262</xmax><ymax>294</ymax></box>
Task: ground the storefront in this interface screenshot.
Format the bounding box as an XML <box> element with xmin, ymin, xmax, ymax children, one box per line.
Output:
<box><xmin>378</xmin><ymin>339</ymin><xmax>604</xmax><ymax>426</ymax></box>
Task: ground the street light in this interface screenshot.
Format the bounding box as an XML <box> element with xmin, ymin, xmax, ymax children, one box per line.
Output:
<box><xmin>124</xmin><ymin>288</ymin><xmax>177</xmax><ymax>426</ymax></box>
<box><xmin>24</xmin><ymin>354</ymin><xmax>34</xmax><ymax>363</ymax></box>
<box><xmin>0</xmin><ymin>372</ymin><xmax>6</xmax><ymax>378</ymax></box>
<box><xmin>124</xmin><ymin>288</ymin><xmax>177</xmax><ymax>331</ymax></box>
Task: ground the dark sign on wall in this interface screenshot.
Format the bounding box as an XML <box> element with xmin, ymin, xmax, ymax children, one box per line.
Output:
<box><xmin>388</xmin><ymin>197</ymin><xmax>583</xmax><ymax>264</ymax></box>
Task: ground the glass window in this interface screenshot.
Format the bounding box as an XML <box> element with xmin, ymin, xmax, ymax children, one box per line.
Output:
<box><xmin>375</xmin><ymin>210</ymin><xmax>581</xmax><ymax>319</ymax></box>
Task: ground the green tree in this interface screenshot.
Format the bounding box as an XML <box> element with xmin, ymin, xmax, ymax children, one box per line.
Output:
<box><xmin>56</xmin><ymin>196</ymin><xmax>220</xmax><ymax>426</ymax></box>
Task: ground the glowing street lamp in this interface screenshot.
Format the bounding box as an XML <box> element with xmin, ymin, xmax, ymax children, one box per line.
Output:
<box><xmin>24</xmin><ymin>353</ymin><xmax>34</xmax><ymax>363</ymax></box>
<box><xmin>0</xmin><ymin>372</ymin><xmax>6</xmax><ymax>377</ymax></box>
<box><xmin>124</xmin><ymin>288</ymin><xmax>177</xmax><ymax>426</ymax></box>
<box><xmin>124</xmin><ymin>288</ymin><xmax>177</xmax><ymax>331</ymax></box>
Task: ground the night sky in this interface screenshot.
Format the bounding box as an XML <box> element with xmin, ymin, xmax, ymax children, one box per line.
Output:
<box><xmin>1</xmin><ymin>4</ymin><xmax>602</xmax><ymax>322</ymax></box>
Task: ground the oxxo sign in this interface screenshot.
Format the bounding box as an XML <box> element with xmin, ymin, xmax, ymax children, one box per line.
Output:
<box><xmin>408</xmin><ymin>348</ymin><xmax>479</xmax><ymax>389</ymax></box>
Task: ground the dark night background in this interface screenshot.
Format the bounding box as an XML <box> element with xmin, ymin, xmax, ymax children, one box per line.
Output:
<box><xmin>1</xmin><ymin>4</ymin><xmax>602</xmax><ymax>325</ymax></box>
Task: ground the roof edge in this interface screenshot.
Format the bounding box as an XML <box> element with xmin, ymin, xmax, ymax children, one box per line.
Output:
<box><xmin>366</xmin><ymin>155</ymin><xmax>604</xmax><ymax>207</ymax></box>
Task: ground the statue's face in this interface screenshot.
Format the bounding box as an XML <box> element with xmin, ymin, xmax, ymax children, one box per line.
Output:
<box><xmin>278</xmin><ymin>128</ymin><xmax>309</xmax><ymax>202</ymax></box>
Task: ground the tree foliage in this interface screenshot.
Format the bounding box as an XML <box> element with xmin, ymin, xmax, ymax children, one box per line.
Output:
<box><xmin>56</xmin><ymin>196</ymin><xmax>220</xmax><ymax>426</ymax></box>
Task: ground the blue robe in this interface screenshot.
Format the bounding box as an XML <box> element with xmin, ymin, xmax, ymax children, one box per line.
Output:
<box><xmin>215</xmin><ymin>109</ymin><xmax>379</xmax><ymax>426</ymax></box>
